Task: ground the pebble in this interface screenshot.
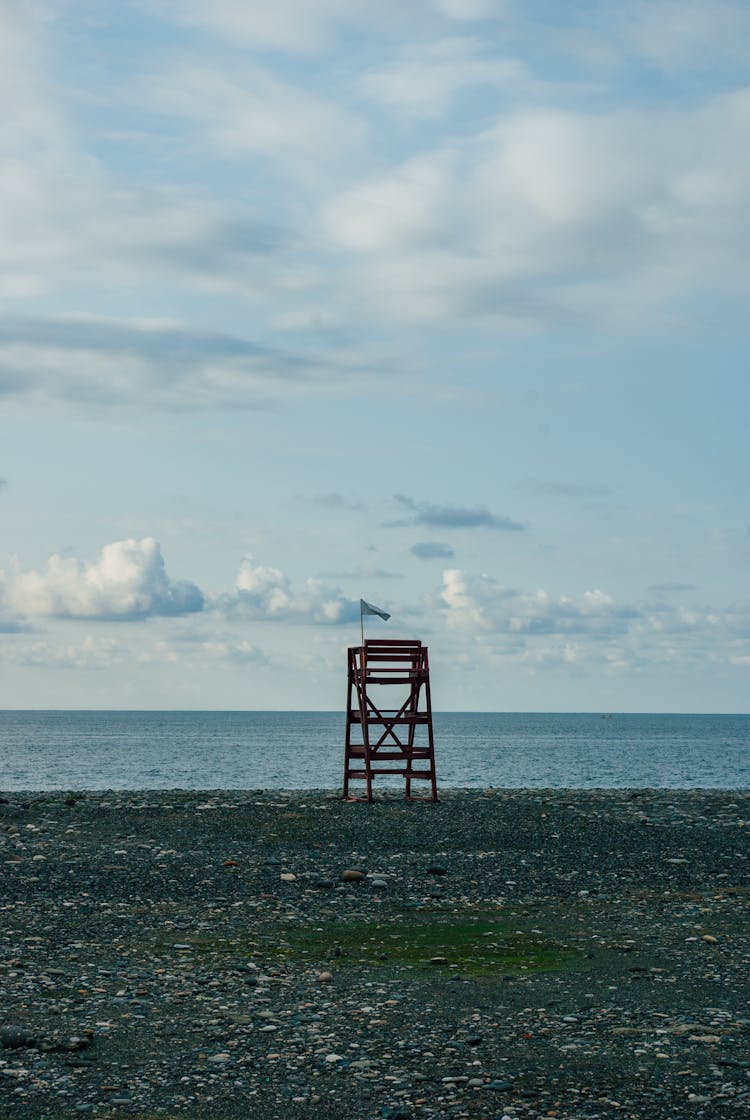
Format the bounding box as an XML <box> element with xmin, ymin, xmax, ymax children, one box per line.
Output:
<box><xmin>1</xmin><ymin>787</ymin><xmax>747</xmax><ymax>1120</ymax></box>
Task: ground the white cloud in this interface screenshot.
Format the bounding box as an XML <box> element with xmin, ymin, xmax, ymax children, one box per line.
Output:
<box><xmin>5</xmin><ymin>635</ymin><xmax>129</xmax><ymax>671</ymax></box>
<box><xmin>226</xmin><ymin>555</ymin><xmax>360</xmax><ymax>624</ymax></box>
<box><xmin>0</xmin><ymin>571</ymin><xmax>26</xmax><ymax>633</ymax></box>
<box><xmin>363</xmin><ymin>37</ymin><xmax>529</xmax><ymax>116</ymax></box>
<box><xmin>160</xmin><ymin>0</ymin><xmax>501</xmax><ymax>52</ymax></box>
<box><xmin>0</xmin><ymin>13</ymin><xmax>308</xmax><ymax>304</ymax></box>
<box><xmin>619</xmin><ymin>0</ymin><xmax>750</xmax><ymax>72</ymax></box>
<box><xmin>150</xmin><ymin>64</ymin><xmax>365</xmax><ymax>177</ymax></box>
<box><xmin>433</xmin><ymin>0</ymin><xmax>505</xmax><ymax>18</ymax></box>
<box><xmin>322</xmin><ymin>91</ymin><xmax>750</xmax><ymax>324</ymax></box>
<box><xmin>437</xmin><ymin>569</ymin><xmax>750</xmax><ymax>672</ymax></box>
<box><xmin>10</xmin><ymin>539</ymin><xmax>204</xmax><ymax>620</ymax></box>
<box><xmin>160</xmin><ymin>0</ymin><xmax>375</xmax><ymax>52</ymax></box>
<box><xmin>439</xmin><ymin>570</ymin><xmax>634</xmax><ymax>636</ymax></box>
<box><xmin>235</xmin><ymin>558</ymin><xmax>294</xmax><ymax>617</ymax></box>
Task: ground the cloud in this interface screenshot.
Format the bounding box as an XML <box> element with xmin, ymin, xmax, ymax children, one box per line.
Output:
<box><xmin>4</xmin><ymin>635</ymin><xmax>130</xmax><ymax>671</ymax></box>
<box><xmin>224</xmin><ymin>555</ymin><xmax>361</xmax><ymax>624</ymax></box>
<box><xmin>318</xmin><ymin>567</ymin><xmax>401</xmax><ymax>580</ymax></box>
<box><xmin>435</xmin><ymin>569</ymin><xmax>750</xmax><ymax>671</ymax></box>
<box><xmin>440</xmin><ymin>569</ymin><xmax>636</xmax><ymax>636</ymax></box>
<box><xmin>617</xmin><ymin>0</ymin><xmax>750</xmax><ymax>73</ymax></box>
<box><xmin>0</xmin><ymin>572</ymin><xmax>28</xmax><ymax>633</ymax></box>
<box><xmin>161</xmin><ymin>0</ymin><xmax>378</xmax><ymax>52</ymax></box>
<box><xmin>150</xmin><ymin>63</ymin><xmax>365</xmax><ymax>177</ymax></box>
<box><xmin>648</xmin><ymin>582</ymin><xmax>698</xmax><ymax>593</ymax></box>
<box><xmin>191</xmin><ymin>638</ymin><xmax>268</xmax><ymax>665</ymax></box>
<box><xmin>391</xmin><ymin>494</ymin><xmax>525</xmax><ymax>530</ymax></box>
<box><xmin>411</xmin><ymin>541</ymin><xmax>455</xmax><ymax>560</ymax></box>
<box><xmin>161</xmin><ymin>1</ymin><xmax>500</xmax><ymax>53</ymax></box>
<box><xmin>363</xmin><ymin>36</ymin><xmax>530</xmax><ymax>116</ymax></box>
<box><xmin>322</xmin><ymin>89</ymin><xmax>750</xmax><ymax>326</ymax></box>
<box><xmin>9</xmin><ymin>539</ymin><xmax>204</xmax><ymax>620</ymax></box>
<box><xmin>0</xmin><ymin>314</ymin><xmax>365</xmax><ymax>411</ymax></box>
<box><xmin>0</xmin><ymin>16</ymin><xmax>307</xmax><ymax>308</ymax></box>
<box><xmin>309</xmin><ymin>492</ymin><xmax>366</xmax><ymax>512</ymax></box>
<box><xmin>517</xmin><ymin>478</ymin><xmax>613</xmax><ymax>498</ymax></box>
<box><xmin>433</xmin><ymin>0</ymin><xmax>505</xmax><ymax>18</ymax></box>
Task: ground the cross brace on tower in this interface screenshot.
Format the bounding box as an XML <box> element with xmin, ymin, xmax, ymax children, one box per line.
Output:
<box><xmin>343</xmin><ymin>638</ymin><xmax>438</xmax><ymax>802</ymax></box>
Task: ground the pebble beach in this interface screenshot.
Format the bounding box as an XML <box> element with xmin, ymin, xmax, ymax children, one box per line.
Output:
<box><xmin>1</xmin><ymin>788</ymin><xmax>749</xmax><ymax>1119</ymax></box>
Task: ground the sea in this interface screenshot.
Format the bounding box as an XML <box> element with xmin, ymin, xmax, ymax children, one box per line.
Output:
<box><xmin>0</xmin><ymin>711</ymin><xmax>748</xmax><ymax>792</ymax></box>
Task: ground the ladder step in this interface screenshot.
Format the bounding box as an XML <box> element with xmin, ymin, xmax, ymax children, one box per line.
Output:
<box><xmin>347</xmin><ymin>715</ymin><xmax>431</xmax><ymax>724</ymax></box>
<box><xmin>347</xmin><ymin>768</ymin><xmax>434</xmax><ymax>778</ymax></box>
<box><xmin>347</xmin><ymin>750</ymin><xmax>432</xmax><ymax>760</ymax></box>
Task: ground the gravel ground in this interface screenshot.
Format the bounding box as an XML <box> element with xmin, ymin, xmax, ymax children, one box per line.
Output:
<box><xmin>1</xmin><ymin>787</ymin><xmax>749</xmax><ymax>1120</ymax></box>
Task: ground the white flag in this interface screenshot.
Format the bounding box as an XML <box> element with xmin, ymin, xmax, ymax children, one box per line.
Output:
<box><xmin>360</xmin><ymin>599</ymin><xmax>390</xmax><ymax>621</ymax></box>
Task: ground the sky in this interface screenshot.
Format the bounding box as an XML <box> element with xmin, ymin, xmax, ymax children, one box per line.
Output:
<box><xmin>1</xmin><ymin>0</ymin><xmax>748</xmax><ymax>713</ymax></box>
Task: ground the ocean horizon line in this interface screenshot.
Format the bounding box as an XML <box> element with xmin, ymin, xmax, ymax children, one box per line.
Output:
<box><xmin>2</xmin><ymin>707</ymin><xmax>748</xmax><ymax>717</ymax></box>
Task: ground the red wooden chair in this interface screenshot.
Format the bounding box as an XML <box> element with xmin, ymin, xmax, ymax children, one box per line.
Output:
<box><xmin>343</xmin><ymin>639</ymin><xmax>438</xmax><ymax>802</ymax></box>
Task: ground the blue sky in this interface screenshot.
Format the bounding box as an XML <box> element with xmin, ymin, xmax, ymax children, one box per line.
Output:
<box><xmin>1</xmin><ymin>0</ymin><xmax>748</xmax><ymax>711</ymax></box>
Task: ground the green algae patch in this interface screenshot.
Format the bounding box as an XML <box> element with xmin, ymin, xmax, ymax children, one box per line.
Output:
<box><xmin>270</xmin><ymin>914</ymin><xmax>580</xmax><ymax>977</ymax></box>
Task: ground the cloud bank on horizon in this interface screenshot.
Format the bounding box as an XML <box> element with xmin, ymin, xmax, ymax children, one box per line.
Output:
<box><xmin>0</xmin><ymin>0</ymin><xmax>748</xmax><ymax>710</ymax></box>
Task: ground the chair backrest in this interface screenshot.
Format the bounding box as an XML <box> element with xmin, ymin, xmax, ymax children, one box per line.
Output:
<box><xmin>356</xmin><ymin>639</ymin><xmax>428</xmax><ymax>684</ymax></box>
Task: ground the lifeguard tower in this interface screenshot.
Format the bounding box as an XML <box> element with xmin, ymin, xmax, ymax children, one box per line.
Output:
<box><xmin>343</xmin><ymin>638</ymin><xmax>438</xmax><ymax>802</ymax></box>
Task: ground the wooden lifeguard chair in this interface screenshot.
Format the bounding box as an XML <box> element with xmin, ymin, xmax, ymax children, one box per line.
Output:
<box><xmin>343</xmin><ymin>638</ymin><xmax>438</xmax><ymax>802</ymax></box>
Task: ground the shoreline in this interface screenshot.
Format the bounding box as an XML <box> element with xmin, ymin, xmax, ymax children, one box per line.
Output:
<box><xmin>2</xmin><ymin>788</ymin><xmax>749</xmax><ymax>1118</ymax></box>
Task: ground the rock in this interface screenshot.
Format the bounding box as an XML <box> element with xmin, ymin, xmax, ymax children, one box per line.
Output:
<box><xmin>429</xmin><ymin>956</ymin><xmax>448</xmax><ymax>965</ymax></box>
<box><xmin>313</xmin><ymin>878</ymin><xmax>335</xmax><ymax>889</ymax></box>
<box><xmin>702</xmin><ymin>934</ymin><xmax>719</xmax><ymax>944</ymax></box>
<box><xmin>370</xmin><ymin>878</ymin><xmax>388</xmax><ymax>889</ymax></box>
<box><xmin>1</xmin><ymin>1027</ymin><xmax>37</xmax><ymax>1049</ymax></box>
<box><xmin>279</xmin><ymin>872</ymin><xmax>296</xmax><ymax>882</ymax></box>
<box><xmin>426</xmin><ymin>865</ymin><xmax>447</xmax><ymax>875</ymax></box>
<box><xmin>318</xmin><ymin>971</ymin><xmax>333</xmax><ymax>983</ymax></box>
<box><xmin>342</xmin><ymin>869</ymin><xmax>364</xmax><ymax>882</ymax></box>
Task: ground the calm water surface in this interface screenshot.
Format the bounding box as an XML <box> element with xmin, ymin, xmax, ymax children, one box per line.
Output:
<box><xmin>1</xmin><ymin>711</ymin><xmax>748</xmax><ymax>790</ymax></box>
